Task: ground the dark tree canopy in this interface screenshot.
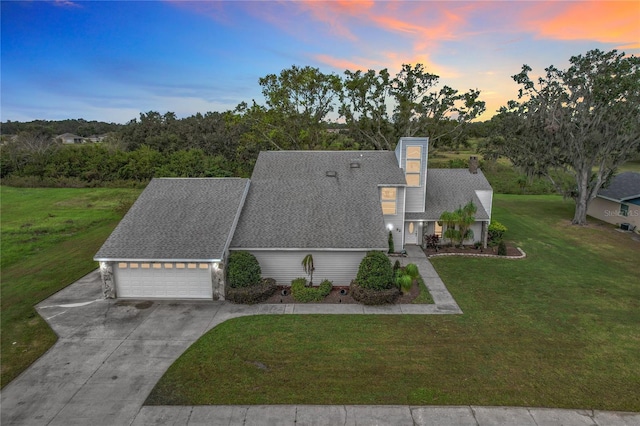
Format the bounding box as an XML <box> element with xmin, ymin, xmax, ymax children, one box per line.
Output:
<box><xmin>485</xmin><ymin>49</ymin><xmax>640</xmax><ymax>224</ymax></box>
<box><xmin>340</xmin><ymin>63</ymin><xmax>485</xmax><ymax>150</ymax></box>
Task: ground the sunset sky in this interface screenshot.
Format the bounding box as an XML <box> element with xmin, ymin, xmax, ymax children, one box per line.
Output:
<box><xmin>2</xmin><ymin>0</ymin><xmax>639</xmax><ymax>124</ymax></box>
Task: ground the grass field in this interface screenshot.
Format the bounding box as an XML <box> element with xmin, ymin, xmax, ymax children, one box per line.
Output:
<box><xmin>0</xmin><ymin>186</ymin><xmax>139</xmax><ymax>387</ymax></box>
<box><xmin>146</xmin><ymin>195</ymin><xmax>640</xmax><ymax>411</ymax></box>
<box><xmin>429</xmin><ymin>140</ymin><xmax>640</xmax><ymax>195</ymax></box>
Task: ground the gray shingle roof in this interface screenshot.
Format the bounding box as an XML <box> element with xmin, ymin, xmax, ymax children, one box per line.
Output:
<box><xmin>231</xmin><ymin>151</ymin><xmax>405</xmax><ymax>249</ymax></box>
<box><xmin>94</xmin><ymin>178</ymin><xmax>249</xmax><ymax>261</ymax></box>
<box><xmin>597</xmin><ymin>172</ymin><xmax>640</xmax><ymax>201</ymax></box>
<box><xmin>405</xmin><ymin>168</ymin><xmax>492</xmax><ymax>221</ymax></box>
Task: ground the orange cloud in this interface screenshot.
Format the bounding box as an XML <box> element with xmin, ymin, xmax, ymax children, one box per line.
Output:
<box><xmin>290</xmin><ymin>1</ymin><xmax>376</xmax><ymax>42</ymax></box>
<box><xmin>527</xmin><ymin>1</ymin><xmax>640</xmax><ymax>49</ymax></box>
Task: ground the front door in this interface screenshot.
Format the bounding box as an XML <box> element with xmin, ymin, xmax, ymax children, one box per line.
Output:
<box><xmin>405</xmin><ymin>222</ymin><xmax>418</xmax><ymax>244</ymax></box>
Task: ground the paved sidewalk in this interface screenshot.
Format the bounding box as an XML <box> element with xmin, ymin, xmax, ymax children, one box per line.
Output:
<box><xmin>1</xmin><ymin>250</ymin><xmax>637</xmax><ymax>425</ymax></box>
<box><xmin>132</xmin><ymin>405</ymin><xmax>640</xmax><ymax>426</ymax></box>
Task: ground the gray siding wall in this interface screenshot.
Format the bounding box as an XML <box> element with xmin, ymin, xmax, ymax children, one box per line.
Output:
<box><xmin>244</xmin><ymin>250</ymin><xmax>368</xmax><ymax>286</ymax></box>
<box><xmin>405</xmin><ymin>186</ymin><xmax>426</xmax><ymax>213</ymax></box>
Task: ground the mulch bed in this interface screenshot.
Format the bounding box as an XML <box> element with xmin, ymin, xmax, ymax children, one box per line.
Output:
<box><xmin>424</xmin><ymin>242</ymin><xmax>521</xmax><ymax>257</ymax></box>
<box><xmin>262</xmin><ymin>281</ymin><xmax>421</xmax><ymax>305</ymax></box>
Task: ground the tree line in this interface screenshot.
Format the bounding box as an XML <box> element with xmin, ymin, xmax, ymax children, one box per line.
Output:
<box><xmin>2</xmin><ymin>49</ymin><xmax>639</xmax><ymax>224</ymax></box>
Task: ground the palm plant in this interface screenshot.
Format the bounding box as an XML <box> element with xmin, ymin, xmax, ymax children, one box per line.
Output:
<box><xmin>439</xmin><ymin>201</ymin><xmax>477</xmax><ymax>247</ymax></box>
<box><xmin>301</xmin><ymin>254</ymin><xmax>315</xmax><ymax>286</ymax></box>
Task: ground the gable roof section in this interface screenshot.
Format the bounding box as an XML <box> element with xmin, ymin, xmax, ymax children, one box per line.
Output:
<box><xmin>231</xmin><ymin>151</ymin><xmax>406</xmax><ymax>250</ymax></box>
<box><xmin>597</xmin><ymin>172</ymin><xmax>640</xmax><ymax>202</ymax></box>
<box><xmin>406</xmin><ymin>168</ymin><xmax>492</xmax><ymax>221</ymax></box>
<box><xmin>95</xmin><ymin>178</ymin><xmax>249</xmax><ymax>261</ymax></box>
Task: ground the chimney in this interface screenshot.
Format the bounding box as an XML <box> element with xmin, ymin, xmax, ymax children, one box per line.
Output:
<box><xmin>469</xmin><ymin>156</ymin><xmax>478</xmax><ymax>174</ymax></box>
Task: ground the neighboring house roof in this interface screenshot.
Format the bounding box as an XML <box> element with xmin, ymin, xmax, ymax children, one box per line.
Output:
<box><xmin>57</xmin><ymin>133</ymin><xmax>82</xmax><ymax>139</ymax></box>
<box><xmin>406</xmin><ymin>168</ymin><xmax>492</xmax><ymax>221</ymax></box>
<box><xmin>94</xmin><ymin>178</ymin><xmax>249</xmax><ymax>261</ymax></box>
<box><xmin>231</xmin><ymin>151</ymin><xmax>406</xmax><ymax>250</ymax></box>
<box><xmin>597</xmin><ymin>172</ymin><xmax>640</xmax><ymax>202</ymax></box>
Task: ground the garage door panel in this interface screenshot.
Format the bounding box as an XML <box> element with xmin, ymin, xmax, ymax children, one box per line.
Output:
<box><xmin>115</xmin><ymin>262</ymin><xmax>212</xmax><ymax>299</ymax></box>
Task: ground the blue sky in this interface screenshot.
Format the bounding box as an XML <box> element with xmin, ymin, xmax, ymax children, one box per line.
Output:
<box><xmin>2</xmin><ymin>0</ymin><xmax>639</xmax><ymax>124</ymax></box>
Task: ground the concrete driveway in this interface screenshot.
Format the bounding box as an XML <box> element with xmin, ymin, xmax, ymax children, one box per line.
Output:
<box><xmin>0</xmin><ymin>270</ymin><xmax>258</xmax><ymax>425</ymax></box>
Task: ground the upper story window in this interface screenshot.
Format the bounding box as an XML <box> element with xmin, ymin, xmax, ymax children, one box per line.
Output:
<box><xmin>405</xmin><ymin>146</ymin><xmax>421</xmax><ymax>187</ymax></box>
<box><xmin>381</xmin><ymin>187</ymin><xmax>397</xmax><ymax>215</ymax></box>
<box><xmin>406</xmin><ymin>146</ymin><xmax>421</xmax><ymax>159</ymax></box>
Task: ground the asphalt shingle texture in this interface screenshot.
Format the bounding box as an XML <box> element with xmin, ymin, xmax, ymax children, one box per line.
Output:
<box><xmin>598</xmin><ymin>172</ymin><xmax>640</xmax><ymax>201</ymax></box>
<box><xmin>231</xmin><ymin>151</ymin><xmax>406</xmax><ymax>249</ymax></box>
<box><xmin>95</xmin><ymin>178</ymin><xmax>249</xmax><ymax>260</ymax></box>
<box><xmin>405</xmin><ymin>168</ymin><xmax>492</xmax><ymax>221</ymax></box>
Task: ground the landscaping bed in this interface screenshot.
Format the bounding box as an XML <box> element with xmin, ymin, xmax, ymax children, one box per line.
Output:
<box><xmin>424</xmin><ymin>242</ymin><xmax>521</xmax><ymax>257</ymax></box>
<box><xmin>262</xmin><ymin>279</ymin><xmax>423</xmax><ymax>304</ymax></box>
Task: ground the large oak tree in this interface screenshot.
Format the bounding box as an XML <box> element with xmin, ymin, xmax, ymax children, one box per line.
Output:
<box><xmin>489</xmin><ymin>49</ymin><xmax>640</xmax><ymax>225</ymax></box>
<box><xmin>339</xmin><ymin>63</ymin><xmax>485</xmax><ymax>150</ymax></box>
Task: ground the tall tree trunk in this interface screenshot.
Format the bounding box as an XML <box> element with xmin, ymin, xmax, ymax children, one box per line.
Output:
<box><xmin>573</xmin><ymin>195</ymin><xmax>589</xmax><ymax>225</ymax></box>
<box><xmin>572</xmin><ymin>168</ymin><xmax>590</xmax><ymax>225</ymax></box>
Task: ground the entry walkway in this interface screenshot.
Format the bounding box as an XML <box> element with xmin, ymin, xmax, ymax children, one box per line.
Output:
<box><xmin>1</xmin><ymin>252</ymin><xmax>637</xmax><ymax>425</ymax></box>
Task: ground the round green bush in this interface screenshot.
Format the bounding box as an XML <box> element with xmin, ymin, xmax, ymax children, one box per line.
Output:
<box><xmin>227</xmin><ymin>251</ymin><xmax>261</xmax><ymax>288</ymax></box>
<box><xmin>356</xmin><ymin>251</ymin><xmax>394</xmax><ymax>290</ymax></box>
<box><xmin>488</xmin><ymin>220</ymin><xmax>508</xmax><ymax>243</ymax></box>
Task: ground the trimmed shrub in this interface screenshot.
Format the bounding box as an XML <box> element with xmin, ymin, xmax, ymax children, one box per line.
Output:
<box><xmin>393</xmin><ymin>259</ymin><xmax>401</xmax><ymax>275</ymax></box>
<box><xmin>497</xmin><ymin>240</ymin><xmax>507</xmax><ymax>256</ymax></box>
<box><xmin>405</xmin><ymin>263</ymin><xmax>419</xmax><ymax>279</ymax></box>
<box><xmin>388</xmin><ymin>231</ymin><xmax>394</xmax><ymax>253</ymax></box>
<box><xmin>488</xmin><ymin>221</ymin><xmax>508</xmax><ymax>244</ymax></box>
<box><xmin>395</xmin><ymin>272</ymin><xmax>413</xmax><ymax>293</ymax></box>
<box><xmin>356</xmin><ymin>251</ymin><xmax>394</xmax><ymax>290</ymax></box>
<box><xmin>227</xmin><ymin>251</ymin><xmax>261</xmax><ymax>288</ymax></box>
<box><xmin>226</xmin><ymin>278</ymin><xmax>276</xmax><ymax>304</ymax></box>
<box><xmin>350</xmin><ymin>280</ymin><xmax>399</xmax><ymax>305</ymax></box>
<box><xmin>291</xmin><ymin>278</ymin><xmax>333</xmax><ymax>303</ymax></box>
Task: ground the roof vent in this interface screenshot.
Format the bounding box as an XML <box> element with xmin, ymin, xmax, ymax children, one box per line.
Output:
<box><xmin>350</xmin><ymin>162</ymin><xmax>361</xmax><ymax>169</ymax></box>
<box><xmin>326</xmin><ymin>170</ymin><xmax>337</xmax><ymax>177</ymax></box>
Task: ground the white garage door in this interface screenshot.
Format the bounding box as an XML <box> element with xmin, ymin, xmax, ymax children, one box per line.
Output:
<box><xmin>115</xmin><ymin>262</ymin><xmax>212</xmax><ymax>299</ymax></box>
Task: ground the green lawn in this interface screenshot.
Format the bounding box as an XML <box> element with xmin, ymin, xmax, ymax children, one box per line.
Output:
<box><xmin>0</xmin><ymin>186</ymin><xmax>139</xmax><ymax>387</ymax></box>
<box><xmin>146</xmin><ymin>195</ymin><xmax>640</xmax><ymax>411</ymax></box>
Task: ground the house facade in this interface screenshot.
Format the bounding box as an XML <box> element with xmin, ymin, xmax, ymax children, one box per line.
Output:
<box><xmin>587</xmin><ymin>172</ymin><xmax>640</xmax><ymax>230</ymax></box>
<box><xmin>57</xmin><ymin>133</ymin><xmax>86</xmax><ymax>144</ymax></box>
<box><xmin>94</xmin><ymin>137</ymin><xmax>493</xmax><ymax>300</ymax></box>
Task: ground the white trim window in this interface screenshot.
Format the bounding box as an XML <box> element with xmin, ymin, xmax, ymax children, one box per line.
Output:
<box><xmin>381</xmin><ymin>187</ymin><xmax>397</xmax><ymax>215</ymax></box>
<box><xmin>405</xmin><ymin>146</ymin><xmax>421</xmax><ymax>187</ymax></box>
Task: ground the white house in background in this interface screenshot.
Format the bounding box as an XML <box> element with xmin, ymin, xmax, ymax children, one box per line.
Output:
<box><xmin>94</xmin><ymin>137</ymin><xmax>493</xmax><ymax>300</ymax></box>
<box><xmin>56</xmin><ymin>133</ymin><xmax>108</xmax><ymax>144</ymax></box>
<box><xmin>57</xmin><ymin>133</ymin><xmax>85</xmax><ymax>144</ymax></box>
<box><xmin>587</xmin><ymin>172</ymin><xmax>640</xmax><ymax>231</ymax></box>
